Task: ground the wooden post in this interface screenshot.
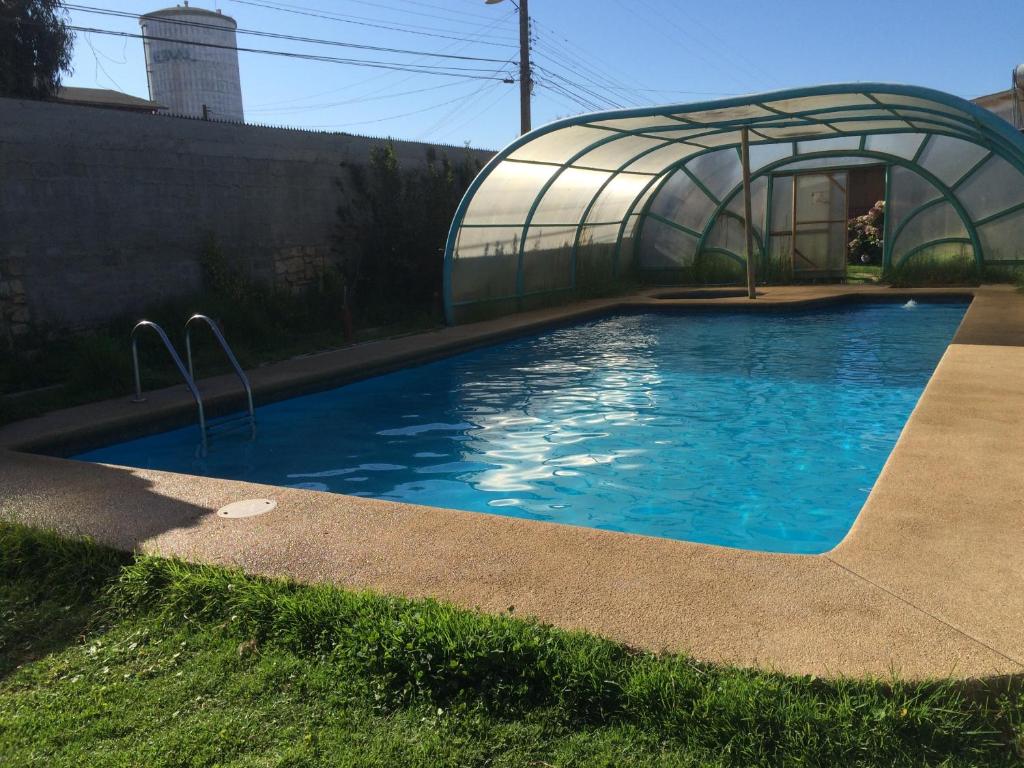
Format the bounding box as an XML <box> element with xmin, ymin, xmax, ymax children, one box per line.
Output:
<box><xmin>518</xmin><ymin>0</ymin><xmax>531</xmax><ymax>135</ymax></box>
<box><xmin>741</xmin><ymin>125</ymin><xmax>756</xmax><ymax>299</ymax></box>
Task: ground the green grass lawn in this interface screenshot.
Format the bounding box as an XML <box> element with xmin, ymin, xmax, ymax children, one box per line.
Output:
<box><xmin>1</xmin><ymin>523</ymin><xmax>1022</xmax><ymax>767</ymax></box>
<box><xmin>845</xmin><ymin>264</ymin><xmax>883</xmax><ymax>284</ymax></box>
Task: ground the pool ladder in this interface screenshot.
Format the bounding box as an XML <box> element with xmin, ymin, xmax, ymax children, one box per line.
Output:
<box><xmin>130</xmin><ymin>315</ymin><xmax>256</xmax><ymax>453</ymax></box>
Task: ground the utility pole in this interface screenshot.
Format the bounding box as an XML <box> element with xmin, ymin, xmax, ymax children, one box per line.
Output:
<box><xmin>517</xmin><ymin>0</ymin><xmax>531</xmax><ymax>134</ymax></box>
<box><xmin>486</xmin><ymin>0</ymin><xmax>531</xmax><ymax>135</ymax></box>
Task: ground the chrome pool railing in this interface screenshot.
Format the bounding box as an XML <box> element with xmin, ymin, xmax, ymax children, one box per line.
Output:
<box><xmin>184</xmin><ymin>313</ymin><xmax>255</xmax><ymax>440</ymax></box>
<box><xmin>130</xmin><ymin>320</ymin><xmax>207</xmax><ymax>451</ymax></box>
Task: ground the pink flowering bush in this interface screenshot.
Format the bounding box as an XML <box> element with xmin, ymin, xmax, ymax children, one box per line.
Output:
<box><xmin>848</xmin><ymin>200</ymin><xmax>885</xmax><ymax>264</ymax></box>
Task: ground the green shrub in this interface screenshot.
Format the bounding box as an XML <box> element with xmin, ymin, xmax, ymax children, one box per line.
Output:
<box><xmin>885</xmin><ymin>254</ymin><xmax>980</xmax><ymax>287</ymax></box>
<box><xmin>335</xmin><ymin>144</ymin><xmax>482</xmax><ymax>327</ymax></box>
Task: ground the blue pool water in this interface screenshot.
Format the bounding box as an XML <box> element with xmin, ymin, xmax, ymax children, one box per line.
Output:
<box><xmin>76</xmin><ymin>302</ymin><xmax>967</xmax><ymax>554</ymax></box>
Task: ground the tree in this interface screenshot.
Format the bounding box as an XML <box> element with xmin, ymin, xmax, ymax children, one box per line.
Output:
<box><xmin>0</xmin><ymin>0</ymin><xmax>74</xmax><ymax>99</ymax></box>
<box><xmin>333</xmin><ymin>144</ymin><xmax>481</xmax><ymax>337</ymax></box>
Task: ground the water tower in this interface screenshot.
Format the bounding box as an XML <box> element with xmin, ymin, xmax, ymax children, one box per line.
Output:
<box><xmin>140</xmin><ymin>3</ymin><xmax>244</xmax><ymax>122</ymax></box>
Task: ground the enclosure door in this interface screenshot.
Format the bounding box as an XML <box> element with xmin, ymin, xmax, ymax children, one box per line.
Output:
<box><xmin>791</xmin><ymin>171</ymin><xmax>848</xmax><ymax>278</ymax></box>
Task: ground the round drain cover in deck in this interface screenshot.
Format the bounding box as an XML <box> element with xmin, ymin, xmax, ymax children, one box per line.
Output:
<box><xmin>217</xmin><ymin>499</ymin><xmax>276</xmax><ymax>519</ymax></box>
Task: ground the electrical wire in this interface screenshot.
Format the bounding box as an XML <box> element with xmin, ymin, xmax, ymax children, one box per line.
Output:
<box><xmin>305</xmin><ymin>79</ymin><xmax>507</xmax><ymax>129</ymax></box>
<box><xmin>247</xmin><ymin>7</ymin><xmax>515</xmax><ymax>110</ymax></box>
<box><xmin>247</xmin><ymin>77</ymin><xmax>483</xmax><ymax>114</ymax></box>
<box><xmin>229</xmin><ymin>0</ymin><xmax>518</xmax><ymax>47</ymax></box>
<box><xmin>63</xmin><ymin>25</ymin><xmax>513</xmax><ymax>80</ymax></box>
<box><xmin>66</xmin><ymin>4</ymin><xmax>513</xmax><ymax>64</ymax></box>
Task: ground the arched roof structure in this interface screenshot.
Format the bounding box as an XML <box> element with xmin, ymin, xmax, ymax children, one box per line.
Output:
<box><xmin>443</xmin><ymin>83</ymin><xmax>1024</xmax><ymax>324</ymax></box>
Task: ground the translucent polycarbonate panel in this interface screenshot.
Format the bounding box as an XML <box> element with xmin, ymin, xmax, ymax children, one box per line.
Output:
<box><xmin>686</xmin><ymin>148</ymin><xmax>743</xmax><ymax>201</ymax></box>
<box><xmin>765</xmin><ymin>93</ymin><xmax>875</xmax><ymax>114</ymax></box>
<box><xmin>529</xmin><ymin>167</ymin><xmax>611</xmax><ymax>225</ymax></box>
<box><xmin>889</xmin><ymin>109</ymin><xmax>973</xmax><ymax>131</ymax></box>
<box><xmin>636</xmin><ymin>127</ymin><xmax>711</xmax><ymax>141</ymax></box>
<box><xmin>770</xmin><ymin>174</ymin><xmax>793</xmax><ymax>231</ymax></box>
<box><xmin>621</xmin><ymin>142</ymin><xmax>702</xmax><ymax>173</ymax></box>
<box><xmin>723</xmin><ymin>176</ymin><xmax>768</xmax><ymax>236</ymax></box>
<box><xmin>632</xmin><ymin>173</ymin><xmax>662</xmax><ymax>211</ymax></box>
<box><xmin>462</xmin><ymin>160</ymin><xmax>559</xmax><ymax>225</ymax></box>
<box><xmin>579</xmin><ymin>221</ymin><xmax>621</xmax><ymax>245</ymax></box>
<box><xmin>864</xmin><ymin>133</ymin><xmax>926</xmax><ymax>160</ymax></box>
<box><xmin>871</xmin><ymin>93</ymin><xmax>971</xmax><ymax>118</ymax></box>
<box><xmin>521</xmin><ymin>225</ymin><xmax>575</xmax><ymax>294</ymax></box>
<box><xmin>811</xmin><ymin>108</ymin><xmax>894</xmax><ymax>122</ymax></box>
<box><xmin>776</xmin><ymin>156</ymin><xmax>881</xmax><ymax>172</ymax></box>
<box><xmin>749</xmin><ymin>141</ymin><xmax>793</xmax><ymax>171</ymax></box>
<box><xmin>705</xmin><ymin>213</ymin><xmax>747</xmax><ymax>257</ymax></box>
<box><xmin>618</xmin><ymin>214</ymin><xmax>643</xmax><ymax>269</ymax></box>
<box><xmin>756</xmin><ymin>124</ymin><xmax>837</xmax><ymax>140</ymax></box>
<box><xmin>891</xmin><ymin>201</ymin><xmax>967</xmax><ymax>264</ymax></box>
<box><xmin>900</xmin><ymin>240</ymin><xmax>974</xmax><ymax>266</ymax></box>
<box><xmin>648</xmin><ymin>168</ymin><xmax>718</xmax><ymax>232</ymax></box>
<box><xmin>796</xmin><ymin>136</ymin><xmax>861</xmax><ymax>154</ymax></box>
<box><xmin>887</xmin><ymin>166</ymin><xmax>942</xmax><ymax>225</ymax></box>
<box><xmin>688</xmin><ymin>130</ymin><xmax>743</xmax><ymax>148</ymax></box>
<box><xmin>576</xmin><ymin>222</ymin><xmax>621</xmax><ymax>288</ymax></box>
<box><xmin>793</xmin><ymin>223</ymin><xmax>847</xmax><ymax>274</ymax></box>
<box><xmin>680</xmin><ymin>103</ymin><xmax>776</xmax><ymax>123</ymax></box>
<box><xmin>769</xmin><ymin>232</ymin><xmax>792</xmax><ymax>262</ymax></box>
<box><xmin>588</xmin><ymin>116</ymin><xmax>686</xmax><ymax>132</ymax></box>
<box><xmin>638</xmin><ymin>217</ymin><xmax>699</xmax><ymax>269</ymax></box>
<box><xmin>584</xmin><ymin>172</ymin><xmax>653</xmax><ymax>224</ymax></box>
<box><xmin>794</xmin><ymin>172</ymin><xmax>847</xmax><ymax>223</ymax></box>
<box><xmin>917</xmin><ymin>135</ymin><xmax>990</xmax><ymax>186</ymax></box>
<box><xmin>955</xmin><ymin>155</ymin><xmax>1024</xmax><ymax>221</ymax></box>
<box><xmin>978</xmin><ymin>208</ymin><xmax>1024</xmax><ymax>261</ymax></box>
<box><xmin>574</xmin><ymin>135</ymin><xmax>670</xmax><ymax>171</ymax></box>
<box><xmin>450</xmin><ymin>226</ymin><xmax>520</xmax><ymax>304</ymax></box>
<box><xmin>825</xmin><ymin>120</ymin><xmax>912</xmax><ymax>133</ymax></box>
<box><xmin>507</xmin><ymin>125</ymin><xmax>610</xmax><ymax>164</ymax></box>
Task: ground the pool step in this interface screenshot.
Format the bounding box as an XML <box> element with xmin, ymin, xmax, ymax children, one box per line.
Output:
<box><xmin>206</xmin><ymin>413</ymin><xmax>257</xmax><ymax>440</ymax></box>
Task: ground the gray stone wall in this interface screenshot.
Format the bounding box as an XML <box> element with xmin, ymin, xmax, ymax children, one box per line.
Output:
<box><xmin>0</xmin><ymin>97</ymin><xmax>493</xmax><ymax>340</ymax></box>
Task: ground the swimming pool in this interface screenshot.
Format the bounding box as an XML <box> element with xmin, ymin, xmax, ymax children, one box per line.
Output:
<box><xmin>75</xmin><ymin>301</ymin><xmax>967</xmax><ymax>554</ymax></box>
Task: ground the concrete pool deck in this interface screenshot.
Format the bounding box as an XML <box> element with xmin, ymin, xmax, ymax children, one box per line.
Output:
<box><xmin>2</xmin><ymin>284</ymin><xmax>1022</xmax><ymax>680</ymax></box>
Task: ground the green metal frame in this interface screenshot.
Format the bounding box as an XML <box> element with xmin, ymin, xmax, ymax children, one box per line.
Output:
<box><xmin>638</xmin><ymin>148</ymin><xmax>980</xmax><ymax>276</ymax></box>
<box><xmin>443</xmin><ymin>83</ymin><xmax>1024</xmax><ymax>323</ymax></box>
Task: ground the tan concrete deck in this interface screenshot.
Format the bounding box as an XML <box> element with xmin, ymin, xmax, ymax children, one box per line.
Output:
<box><xmin>2</xmin><ymin>285</ymin><xmax>1022</xmax><ymax>680</ymax></box>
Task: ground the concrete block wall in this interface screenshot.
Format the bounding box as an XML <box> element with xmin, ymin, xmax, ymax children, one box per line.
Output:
<box><xmin>0</xmin><ymin>97</ymin><xmax>493</xmax><ymax>339</ymax></box>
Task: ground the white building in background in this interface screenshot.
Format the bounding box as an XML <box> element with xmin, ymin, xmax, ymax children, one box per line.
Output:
<box><xmin>973</xmin><ymin>64</ymin><xmax>1024</xmax><ymax>130</ymax></box>
<box><xmin>139</xmin><ymin>3</ymin><xmax>244</xmax><ymax>122</ymax></box>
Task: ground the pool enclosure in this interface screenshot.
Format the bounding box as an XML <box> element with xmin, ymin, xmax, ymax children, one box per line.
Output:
<box><xmin>443</xmin><ymin>83</ymin><xmax>1024</xmax><ymax>324</ymax></box>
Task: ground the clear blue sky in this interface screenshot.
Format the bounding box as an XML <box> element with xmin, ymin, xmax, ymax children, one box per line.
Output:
<box><xmin>64</xmin><ymin>0</ymin><xmax>1024</xmax><ymax>150</ymax></box>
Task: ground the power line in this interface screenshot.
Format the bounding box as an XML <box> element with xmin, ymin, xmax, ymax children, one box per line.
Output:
<box><xmin>531</xmin><ymin>19</ymin><xmax>648</xmax><ymax>105</ymax></box>
<box><xmin>532</xmin><ymin>55</ymin><xmax>626</xmax><ymax>109</ymax></box>
<box><xmin>638</xmin><ymin>0</ymin><xmax>780</xmax><ymax>90</ymax></box>
<box><xmin>533</xmin><ymin>40</ymin><xmax>641</xmax><ymax>108</ymax></box>
<box><xmin>325</xmin><ymin>0</ymin><xmax>502</xmax><ymax>28</ymax></box>
<box><xmin>247</xmin><ymin>77</ymin><xmax>484</xmax><ymax>114</ymax></box>
<box><xmin>247</xmin><ymin>8</ymin><xmax>516</xmax><ymax>109</ymax></box>
<box><xmin>63</xmin><ymin>25</ymin><xmax>513</xmax><ymax>80</ymax></box>
<box><xmin>533</xmin><ymin>64</ymin><xmax>622</xmax><ymax>111</ymax></box>
<box><xmin>422</xmin><ymin>82</ymin><xmax>511</xmax><ymax>141</ymax></box>
<box><xmin>306</xmin><ymin>79</ymin><xmax>507</xmax><ymax>129</ymax></box>
<box><xmin>66</xmin><ymin>4</ymin><xmax>513</xmax><ymax>64</ymax></box>
<box><xmin>229</xmin><ymin>0</ymin><xmax>518</xmax><ymax>48</ymax></box>
<box><xmin>534</xmin><ymin>76</ymin><xmax>603</xmax><ymax>113</ymax></box>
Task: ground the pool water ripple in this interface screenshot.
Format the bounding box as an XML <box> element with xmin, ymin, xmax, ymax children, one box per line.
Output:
<box><xmin>76</xmin><ymin>303</ymin><xmax>967</xmax><ymax>553</ymax></box>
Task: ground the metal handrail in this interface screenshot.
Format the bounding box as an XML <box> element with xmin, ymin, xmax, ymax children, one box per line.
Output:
<box><xmin>130</xmin><ymin>320</ymin><xmax>207</xmax><ymax>449</ymax></box>
<box><xmin>184</xmin><ymin>314</ymin><xmax>255</xmax><ymax>428</ymax></box>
